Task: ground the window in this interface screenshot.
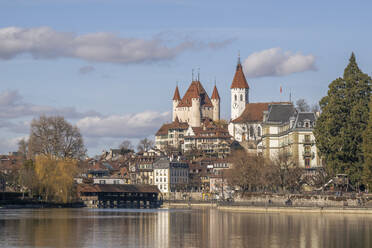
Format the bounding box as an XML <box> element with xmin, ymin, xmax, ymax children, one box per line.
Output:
<box><xmin>240</xmin><ymin>94</ymin><xmax>243</xmax><ymax>101</ymax></box>
<box><xmin>99</xmin><ymin>180</ymin><xmax>105</xmax><ymax>184</ymax></box>
<box><xmin>234</xmin><ymin>94</ymin><xmax>237</xmax><ymax>101</ymax></box>
<box><xmin>249</xmin><ymin>126</ymin><xmax>254</xmax><ymax>137</ymax></box>
<box><xmin>305</xmin><ymin>158</ymin><xmax>310</xmax><ymax>168</ymax></box>
<box><xmin>257</xmin><ymin>126</ymin><xmax>261</xmax><ymax>137</ymax></box>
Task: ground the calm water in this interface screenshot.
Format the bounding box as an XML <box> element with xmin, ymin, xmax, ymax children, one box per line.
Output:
<box><xmin>0</xmin><ymin>208</ymin><xmax>371</xmax><ymax>248</ymax></box>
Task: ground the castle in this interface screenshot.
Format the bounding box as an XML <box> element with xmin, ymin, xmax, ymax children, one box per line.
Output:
<box><xmin>172</xmin><ymin>79</ymin><xmax>220</xmax><ymax>127</ymax></box>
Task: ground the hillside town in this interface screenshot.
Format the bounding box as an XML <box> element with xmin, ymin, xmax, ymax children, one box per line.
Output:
<box><xmin>0</xmin><ymin>56</ymin><xmax>329</xmax><ymax>206</ymax></box>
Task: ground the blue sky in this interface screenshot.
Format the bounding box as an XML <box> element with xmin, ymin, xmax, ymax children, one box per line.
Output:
<box><xmin>0</xmin><ymin>0</ymin><xmax>371</xmax><ymax>155</ymax></box>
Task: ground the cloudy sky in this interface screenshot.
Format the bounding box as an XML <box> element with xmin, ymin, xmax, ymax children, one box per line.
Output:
<box><xmin>0</xmin><ymin>0</ymin><xmax>371</xmax><ymax>155</ymax></box>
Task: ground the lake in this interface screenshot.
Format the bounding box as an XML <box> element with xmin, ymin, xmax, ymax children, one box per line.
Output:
<box><xmin>0</xmin><ymin>208</ymin><xmax>371</xmax><ymax>247</ymax></box>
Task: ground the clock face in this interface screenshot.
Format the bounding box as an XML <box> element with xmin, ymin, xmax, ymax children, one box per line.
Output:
<box><xmin>233</xmin><ymin>103</ymin><xmax>238</xmax><ymax>109</ymax></box>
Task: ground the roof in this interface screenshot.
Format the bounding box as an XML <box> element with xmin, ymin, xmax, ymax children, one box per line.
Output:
<box><xmin>232</xmin><ymin>102</ymin><xmax>291</xmax><ymax>123</ymax></box>
<box><xmin>266</xmin><ymin>104</ymin><xmax>296</xmax><ymax>124</ymax></box>
<box><xmin>172</xmin><ymin>86</ymin><xmax>181</xmax><ymax>101</ymax></box>
<box><xmin>77</xmin><ymin>184</ymin><xmax>160</xmax><ymax>194</ymax></box>
<box><xmin>211</xmin><ymin>85</ymin><xmax>220</xmax><ymax>100</ymax></box>
<box><xmin>177</xmin><ymin>80</ymin><xmax>213</xmax><ymax>107</ymax></box>
<box><xmin>230</xmin><ymin>62</ymin><xmax>249</xmax><ymax>89</ymax></box>
<box><xmin>185</xmin><ymin>121</ymin><xmax>231</xmax><ymax>139</ymax></box>
<box><xmin>293</xmin><ymin>112</ymin><xmax>316</xmax><ymax>129</ymax></box>
<box><xmin>155</xmin><ymin>119</ymin><xmax>189</xmax><ymax>136</ymax></box>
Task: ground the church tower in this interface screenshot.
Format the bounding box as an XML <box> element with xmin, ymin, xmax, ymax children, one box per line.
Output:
<box><xmin>230</xmin><ymin>56</ymin><xmax>249</xmax><ymax>120</ymax></box>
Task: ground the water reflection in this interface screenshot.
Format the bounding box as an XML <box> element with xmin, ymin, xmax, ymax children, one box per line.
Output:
<box><xmin>0</xmin><ymin>208</ymin><xmax>371</xmax><ymax>247</ymax></box>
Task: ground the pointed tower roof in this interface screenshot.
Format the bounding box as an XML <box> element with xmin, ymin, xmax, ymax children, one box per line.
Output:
<box><xmin>230</xmin><ymin>57</ymin><xmax>249</xmax><ymax>89</ymax></box>
<box><xmin>177</xmin><ymin>80</ymin><xmax>213</xmax><ymax>107</ymax></box>
<box><xmin>172</xmin><ymin>86</ymin><xmax>181</xmax><ymax>100</ymax></box>
<box><xmin>211</xmin><ymin>85</ymin><xmax>220</xmax><ymax>100</ymax></box>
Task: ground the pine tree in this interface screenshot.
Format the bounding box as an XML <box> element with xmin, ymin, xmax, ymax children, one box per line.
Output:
<box><xmin>362</xmin><ymin>96</ymin><xmax>372</xmax><ymax>190</ymax></box>
<box><xmin>314</xmin><ymin>53</ymin><xmax>371</xmax><ymax>184</ymax></box>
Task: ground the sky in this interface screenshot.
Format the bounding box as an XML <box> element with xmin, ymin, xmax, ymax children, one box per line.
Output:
<box><xmin>0</xmin><ymin>0</ymin><xmax>371</xmax><ymax>156</ymax></box>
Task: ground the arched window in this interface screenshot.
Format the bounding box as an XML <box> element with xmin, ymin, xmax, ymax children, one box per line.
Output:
<box><xmin>257</xmin><ymin>126</ymin><xmax>261</xmax><ymax>137</ymax></box>
<box><xmin>234</xmin><ymin>94</ymin><xmax>237</xmax><ymax>101</ymax></box>
<box><xmin>249</xmin><ymin>126</ymin><xmax>254</xmax><ymax>137</ymax></box>
<box><xmin>240</xmin><ymin>94</ymin><xmax>243</xmax><ymax>101</ymax></box>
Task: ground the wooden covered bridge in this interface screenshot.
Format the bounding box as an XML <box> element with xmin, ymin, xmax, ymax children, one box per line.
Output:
<box><xmin>77</xmin><ymin>184</ymin><xmax>162</xmax><ymax>208</ymax></box>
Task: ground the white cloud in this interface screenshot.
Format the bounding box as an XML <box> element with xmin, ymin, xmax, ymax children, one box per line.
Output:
<box><xmin>0</xmin><ymin>90</ymin><xmax>100</xmax><ymax>119</ymax></box>
<box><xmin>0</xmin><ymin>26</ymin><xmax>232</xmax><ymax>64</ymax></box>
<box><xmin>77</xmin><ymin>111</ymin><xmax>170</xmax><ymax>138</ymax></box>
<box><xmin>0</xmin><ymin>136</ymin><xmax>27</xmax><ymax>154</ymax></box>
<box><xmin>243</xmin><ymin>48</ymin><xmax>316</xmax><ymax>78</ymax></box>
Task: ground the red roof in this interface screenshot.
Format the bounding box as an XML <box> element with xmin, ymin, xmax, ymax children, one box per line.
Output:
<box><xmin>155</xmin><ymin>119</ymin><xmax>189</xmax><ymax>136</ymax></box>
<box><xmin>230</xmin><ymin>63</ymin><xmax>249</xmax><ymax>89</ymax></box>
<box><xmin>177</xmin><ymin>80</ymin><xmax>213</xmax><ymax>108</ymax></box>
<box><xmin>211</xmin><ymin>85</ymin><xmax>220</xmax><ymax>100</ymax></box>
<box><xmin>172</xmin><ymin>86</ymin><xmax>181</xmax><ymax>101</ymax></box>
<box><xmin>231</xmin><ymin>102</ymin><xmax>291</xmax><ymax>123</ymax></box>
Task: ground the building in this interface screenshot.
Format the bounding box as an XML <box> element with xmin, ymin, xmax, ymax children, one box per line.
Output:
<box><xmin>183</xmin><ymin>119</ymin><xmax>232</xmax><ymax>156</ymax></box>
<box><xmin>172</xmin><ymin>79</ymin><xmax>220</xmax><ymax>127</ymax></box>
<box><xmin>230</xmin><ymin>56</ymin><xmax>249</xmax><ymax>120</ymax></box>
<box><xmin>153</xmin><ymin>157</ymin><xmax>189</xmax><ymax>197</ymax></box>
<box><xmin>260</xmin><ymin>104</ymin><xmax>321</xmax><ymax>169</ymax></box>
<box><xmin>155</xmin><ymin>117</ymin><xmax>189</xmax><ymax>151</ymax></box>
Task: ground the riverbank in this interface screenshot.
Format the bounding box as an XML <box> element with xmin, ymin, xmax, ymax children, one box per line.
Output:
<box><xmin>165</xmin><ymin>202</ymin><xmax>372</xmax><ymax>214</ymax></box>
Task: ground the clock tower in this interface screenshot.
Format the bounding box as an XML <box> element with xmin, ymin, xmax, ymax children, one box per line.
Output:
<box><xmin>230</xmin><ymin>56</ymin><xmax>249</xmax><ymax>120</ymax></box>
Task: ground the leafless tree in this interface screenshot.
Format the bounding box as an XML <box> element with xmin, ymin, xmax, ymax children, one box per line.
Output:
<box><xmin>296</xmin><ymin>98</ymin><xmax>310</xmax><ymax>112</ymax></box>
<box><xmin>17</xmin><ymin>138</ymin><xmax>28</xmax><ymax>159</ymax></box>
<box><xmin>120</xmin><ymin>140</ymin><xmax>133</xmax><ymax>150</ymax></box>
<box><xmin>270</xmin><ymin>151</ymin><xmax>304</xmax><ymax>193</ymax></box>
<box><xmin>137</xmin><ymin>138</ymin><xmax>154</xmax><ymax>152</ymax></box>
<box><xmin>28</xmin><ymin>116</ymin><xmax>86</xmax><ymax>159</ymax></box>
<box><xmin>311</xmin><ymin>103</ymin><xmax>320</xmax><ymax>113</ymax></box>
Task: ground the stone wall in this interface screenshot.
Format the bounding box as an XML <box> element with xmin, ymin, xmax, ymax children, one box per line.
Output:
<box><xmin>235</xmin><ymin>193</ymin><xmax>371</xmax><ymax>208</ymax></box>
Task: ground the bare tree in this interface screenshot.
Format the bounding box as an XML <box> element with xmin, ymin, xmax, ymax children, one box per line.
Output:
<box><xmin>296</xmin><ymin>99</ymin><xmax>310</xmax><ymax>112</ymax></box>
<box><xmin>28</xmin><ymin>116</ymin><xmax>86</xmax><ymax>159</ymax></box>
<box><xmin>17</xmin><ymin>138</ymin><xmax>28</xmax><ymax>159</ymax></box>
<box><xmin>137</xmin><ymin>138</ymin><xmax>154</xmax><ymax>152</ymax></box>
<box><xmin>120</xmin><ymin>140</ymin><xmax>133</xmax><ymax>150</ymax></box>
<box><xmin>311</xmin><ymin>103</ymin><xmax>320</xmax><ymax>113</ymax></box>
<box><xmin>270</xmin><ymin>151</ymin><xmax>304</xmax><ymax>193</ymax></box>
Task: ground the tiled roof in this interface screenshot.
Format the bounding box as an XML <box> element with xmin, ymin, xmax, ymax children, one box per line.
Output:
<box><xmin>211</xmin><ymin>85</ymin><xmax>220</xmax><ymax>100</ymax></box>
<box><xmin>172</xmin><ymin>86</ymin><xmax>181</xmax><ymax>101</ymax></box>
<box><xmin>185</xmin><ymin>121</ymin><xmax>231</xmax><ymax>139</ymax></box>
<box><xmin>232</xmin><ymin>102</ymin><xmax>291</xmax><ymax>123</ymax></box>
<box><xmin>155</xmin><ymin>119</ymin><xmax>189</xmax><ymax>136</ymax></box>
<box><xmin>177</xmin><ymin>80</ymin><xmax>213</xmax><ymax>107</ymax></box>
<box><xmin>230</xmin><ymin>63</ymin><xmax>249</xmax><ymax>89</ymax></box>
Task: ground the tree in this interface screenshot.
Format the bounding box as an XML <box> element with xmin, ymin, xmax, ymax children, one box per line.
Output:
<box><xmin>296</xmin><ymin>99</ymin><xmax>310</xmax><ymax>112</ymax></box>
<box><xmin>28</xmin><ymin>116</ymin><xmax>86</xmax><ymax>159</ymax></box>
<box><xmin>17</xmin><ymin>138</ymin><xmax>28</xmax><ymax>159</ymax></box>
<box><xmin>120</xmin><ymin>140</ymin><xmax>133</xmax><ymax>150</ymax></box>
<box><xmin>137</xmin><ymin>138</ymin><xmax>154</xmax><ymax>152</ymax></box>
<box><xmin>311</xmin><ymin>103</ymin><xmax>320</xmax><ymax>113</ymax></box>
<box><xmin>314</xmin><ymin>53</ymin><xmax>371</xmax><ymax>184</ymax></box>
<box><xmin>270</xmin><ymin>151</ymin><xmax>304</xmax><ymax>193</ymax></box>
<box><xmin>34</xmin><ymin>155</ymin><xmax>79</xmax><ymax>203</ymax></box>
<box><xmin>362</xmin><ymin>96</ymin><xmax>372</xmax><ymax>190</ymax></box>
<box><xmin>119</xmin><ymin>140</ymin><xmax>134</xmax><ymax>154</ymax></box>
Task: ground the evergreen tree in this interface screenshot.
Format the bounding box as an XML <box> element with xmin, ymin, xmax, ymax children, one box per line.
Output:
<box><xmin>362</xmin><ymin>96</ymin><xmax>372</xmax><ymax>190</ymax></box>
<box><xmin>314</xmin><ymin>53</ymin><xmax>371</xmax><ymax>184</ymax></box>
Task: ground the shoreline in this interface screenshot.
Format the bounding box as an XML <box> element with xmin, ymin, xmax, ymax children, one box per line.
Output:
<box><xmin>165</xmin><ymin>202</ymin><xmax>372</xmax><ymax>214</ymax></box>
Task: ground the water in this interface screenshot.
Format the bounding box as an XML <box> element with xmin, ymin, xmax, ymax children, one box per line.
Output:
<box><xmin>0</xmin><ymin>208</ymin><xmax>371</xmax><ymax>248</ymax></box>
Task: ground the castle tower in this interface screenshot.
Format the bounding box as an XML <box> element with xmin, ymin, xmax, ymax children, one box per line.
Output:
<box><xmin>230</xmin><ymin>56</ymin><xmax>249</xmax><ymax>120</ymax></box>
<box><xmin>172</xmin><ymin>86</ymin><xmax>181</xmax><ymax>121</ymax></box>
<box><xmin>211</xmin><ymin>85</ymin><xmax>220</xmax><ymax>122</ymax></box>
<box><xmin>191</xmin><ymin>97</ymin><xmax>201</xmax><ymax>127</ymax></box>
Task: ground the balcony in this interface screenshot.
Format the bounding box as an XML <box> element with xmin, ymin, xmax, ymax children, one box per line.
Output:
<box><xmin>302</xmin><ymin>139</ymin><xmax>315</xmax><ymax>145</ymax></box>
